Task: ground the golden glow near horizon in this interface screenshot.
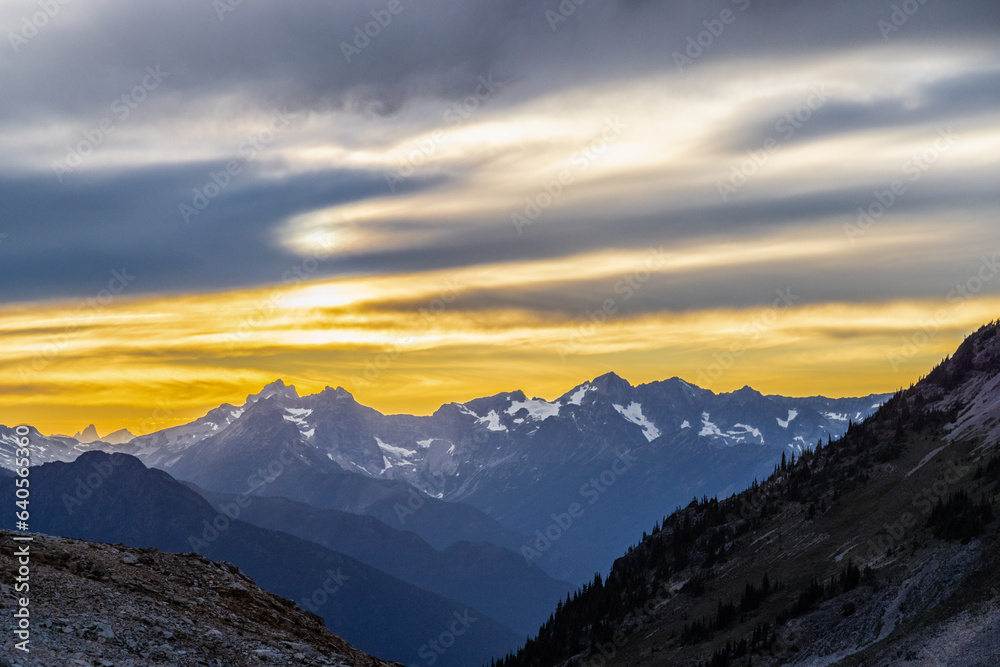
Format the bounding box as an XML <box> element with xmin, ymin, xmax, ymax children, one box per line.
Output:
<box><xmin>2</xmin><ymin>40</ymin><xmax>998</xmax><ymax>437</ymax></box>
<box><xmin>3</xmin><ymin>259</ymin><xmax>998</xmax><ymax>436</ymax></box>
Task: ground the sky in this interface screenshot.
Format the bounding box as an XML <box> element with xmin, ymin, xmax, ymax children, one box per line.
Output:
<box><xmin>1</xmin><ymin>0</ymin><xmax>998</xmax><ymax>437</ymax></box>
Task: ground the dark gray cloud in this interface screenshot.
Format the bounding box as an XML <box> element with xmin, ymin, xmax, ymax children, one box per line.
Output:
<box><xmin>1</xmin><ymin>0</ymin><xmax>997</xmax><ymax>306</ymax></box>
<box><xmin>2</xmin><ymin>0</ymin><xmax>534</xmax><ymax>121</ymax></box>
<box><xmin>0</xmin><ymin>163</ymin><xmax>395</xmax><ymax>301</ymax></box>
<box><xmin>0</xmin><ymin>151</ymin><xmax>995</xmax><ymax>304</ymax></box>
<box><xmin>5</xmin><ymin>0</ymin><xmax>997</xmax><ymax>122</ymax></box>
<box><xmin>350</xmin><ymin>240</ymin><xmax>1000</xmax><ymax>319</ymax></box>
<box><xmin>722</xmin><ymin>67</ymin><xmax>1000</xmax><ymax>154</ymax></box>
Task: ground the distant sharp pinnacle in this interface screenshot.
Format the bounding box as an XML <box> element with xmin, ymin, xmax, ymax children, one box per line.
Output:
<box><xmin>74</xmin><ymin>424</ymin><xmax>100</xmax><ymax>443</ymax></box>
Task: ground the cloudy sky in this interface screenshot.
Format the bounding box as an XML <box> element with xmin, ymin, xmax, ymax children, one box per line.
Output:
<box><xmin>1</xmin><ymin>0</ymin><xmax>998</xmax><ymax>436</ymax></box>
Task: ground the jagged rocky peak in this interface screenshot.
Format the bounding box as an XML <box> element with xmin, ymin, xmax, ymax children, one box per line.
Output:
<box><xmin>591</xmin><ymin>370</ymin><xmax>632</xmax><ymax>388</ymax></box>
<box><xmin>632</xmin><ymin>376</ymin><xmax>711</xmax><ymax>406</ymax></box>
<box><xmin>463</xmin><ymin>389</ymin><xmax>529</xmax><ymax>415</ymax></box>
<box><xmin>663</xmin><ymin>376</ymin><xmax>699</xmax><ymax>390</ymax></box>
<box><xmin>318</xmin><ymin>385</ymin><xmax>356</xmax><ymax>401</ymax></box>
<box><xmin>587</xmin><ymin>371</ymin><xmax>635</xmax><ymax>400</ymax></box>
<box><xmin>726</xmin><ymin>384</ymin><xmax>766</xmax><ymax>402</ymax></box>
<box><xmin>923</xmin><ymin>320</ymin><xmax>1000</xmax><ymax>394</ymax></box>
<box><xmin>925</xmin><ymin>320</ymin><xmax>1000</xmax><ymax>443</ymax></box>
<box><xmin>245</xmin><ymin>378</ymin><xmax>299</xmax><ymax>405</ymax></box>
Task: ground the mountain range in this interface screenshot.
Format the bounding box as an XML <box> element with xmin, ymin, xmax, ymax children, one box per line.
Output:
<box><xmin>2</xmin><ymin>374</ymin><xmax>887</xmax><ymax>582</ymax></box>
<box><xmin>0</xmin><ymin>372</ymin><xmax>891</xmax><ymax>665</ymax></box>
<box><xmin>56</xmin><ymin>424</ymin><xmax>136</xmax><ymax>444</ymax></box>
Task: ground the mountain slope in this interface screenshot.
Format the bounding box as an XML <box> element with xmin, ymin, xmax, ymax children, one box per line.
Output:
<box><xmin>0</xmin><ymin>452</ymin><xmax>522</xmax><ymax>667</ymax></box>
<box><xmin>191</xmin><ymin>485</ymin><xmax>574</xmax><ymax>637</ymax></box>
<box><xmin>0</xmin><ymin>530</ymin><xmax>400</xmax><ymax>666</ymax></box>
<box><xmin>495</xmin><ymin>321</ymin><xmax>1000</xmax><ymax>666</ymax></box>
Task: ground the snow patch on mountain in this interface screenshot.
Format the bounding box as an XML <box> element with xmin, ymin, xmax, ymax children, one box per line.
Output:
<box><xmin>700</xmin><ymin>412</ymin><xmax>724</xmax><ymax>437</ymax></box>
<box><xmin>191</xmin><ymin>409</ymin><xmax>242</xmax><ymax>434</ymax></box>
<box><xmin>375</xmin><ymin>437</ymin><xmax>417</xmax><ymax>459</ymax></box>
<box><xmin>507</xmin><ymin>398</ymin><xmax>561</xmax><ymax>421</ymax></box>
<box><xmin>416</xmin><ymin>438</ymin><xmax>434</xmax><ymax>448</ymax></box>
<box><xmin>282</xmin><ymin>408</ymin><xmax>314</xmax><ymax>439</ymax></box>
<box><xmin>612</xmin><ymin>402</ymin><xmax>660</xmax><ymax>441</ymax></box>
<box><xmin>680</xmin><ymin>420</ymin><xmax>691</xmax><ymax>429</ymax></box>
<box><xmin>454</xmin><ymin>404</ymin><xmax>482</xmax><ymax>420</ymax></box>
<box><xmin>567</xmin><ymin>384</ymin><xmax>597</xmax><ymax>405</ymax></box>
<box><xmin>777</xmin><ymin>409</ymin><xmax>798</xmax><ymax>428</ymax></box>
<box><xmin>282</xmin><ymin>411</ymin><xmax>310</xmax><ymax>426</ymax></box>
<box><xmin>732</xmin><ymin>423</ymin><xmax>763</xmax><ymax>441</ymax></box>
<box><xmin>478</xmin><ymin>410</ymin><xmax>508</xmax><ymax>432</ymax></box>
<box><xmin>824</xmin><ymin>412</ymin><xmax>848</xmax><ymax>422</ymax></box>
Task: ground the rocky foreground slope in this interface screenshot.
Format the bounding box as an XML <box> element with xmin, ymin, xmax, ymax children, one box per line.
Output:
<box><xmin>0</xmin><ymin>531</ymin><xmax>400</xmax><ymax>667</ymax></box>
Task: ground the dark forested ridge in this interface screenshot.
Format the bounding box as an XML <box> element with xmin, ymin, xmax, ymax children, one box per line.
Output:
<box><xmin>493</xmin><ymin>321</ymin><xmax>1000</xmax><ymax>667</ymax></box>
